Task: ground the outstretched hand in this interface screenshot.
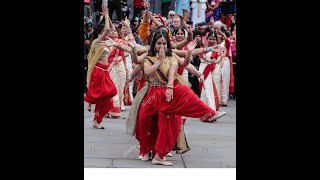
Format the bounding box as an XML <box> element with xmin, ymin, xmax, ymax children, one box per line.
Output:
<box><xmin>143</xmin><ymin>0</ymin><xmax>150</xmax><ymax>10</ymax></box>
<box><xmin>122</xmin><ymin>16</ymin><xmax>131</xmax><ymax>29</ymax></box>
<box><xmin>102</xmin><ymin>5</ymin><xmax>108</xmax><ymax>16</ymax></box>
<box><xmin>103</xmin><ymin>36</ymin><xmax>117</xmax><ymax>47</ymax></box>
<box><xmin>187</xmin><ymin>40</ymin><xmax>197</xmax><ymax>52</ymax></box>
<box><xmin>199</xmin><ymin>74</ymin><xmax>205</xmax><ymax>84</ymax></box>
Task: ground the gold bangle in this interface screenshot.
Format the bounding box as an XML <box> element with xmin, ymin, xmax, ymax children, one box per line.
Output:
<box><xmin>166</xmin><ymin>84</ymin><xmax>173</xmax><ymax>89</ymax></box>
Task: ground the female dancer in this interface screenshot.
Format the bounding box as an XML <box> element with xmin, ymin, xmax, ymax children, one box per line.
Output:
<box><xmin>132</xmin><ymin>31</ymin><xmax>226</xmax><ymax>165</ymax></box>
<box><xmin>105</xmin><ymin>18</ymin><xmax>133</xmax><ymax>118</ymax></box>
<box><xmin>85</xmin><ymin>6</ymin><xmax>119</xmax><ymax>129</ymax></box>
<box><xmin>215</xmin><ymin>28</ymin><xmax>232</xmax><ymax>106</ymax></box>
<box><xmin>199</xmin><ymin>31</ymin><xmax>223</xmax><ymax>112</ymax></box>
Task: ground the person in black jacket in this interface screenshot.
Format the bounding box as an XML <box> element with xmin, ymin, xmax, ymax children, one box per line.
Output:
<box><xmin>108</xmin><ymin>0</ymin><xmax>122</xmax><ymax>21</ymax></box>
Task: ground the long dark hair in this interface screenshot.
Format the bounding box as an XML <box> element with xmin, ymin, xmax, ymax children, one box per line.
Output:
<box><xmin>146</xmin><ymin>25</ymin><xmax>169</xmax><ymax>46</ymax></box>
<box><xmin>148</xmin><ymin>30</ymin><xmax>172</xmax><ymax>57</ymax></box>
<box><xmin>157</xmin><ymin>25</ymin><xmax>170</xmax><ymax>33</ymax></box>
<box><xmin>90</xmin><ymin>24</ymin><xmax>104</xmax><ymax>43</ymax></box>
<box><xmin>174</xmin><ymin>26</ymin><xmax>185</xmax><ymax>36</ymax></box>
<box><xmin>146</xmin><ymin>28</ymin><xmax>156</xmax><ymax>46</ymax></box>
<box><xmin>173</xmin><ymin>26</ymin><xmax>186</xmax><ymax>42</ymax></box>
<box><xmin>88</xmin><ymin>24</ymin><xmax>105</xmax><ymax>49</ymax></box>
<box><xmin>193</xmin><ymin>29</ymin><xmax>204</xmax><ymax>47</ymax></box>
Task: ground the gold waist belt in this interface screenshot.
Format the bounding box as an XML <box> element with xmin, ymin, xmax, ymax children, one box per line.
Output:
<box><xmin>148</xmin><ymin>81</ymin><xmax>167</xmax><ymax>88</ymax></box>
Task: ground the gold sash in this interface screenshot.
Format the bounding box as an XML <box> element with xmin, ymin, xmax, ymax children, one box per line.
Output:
<box><xmin>126</xmin><ymin>82</ymin><xmax>149</xmax><ymax>136</ymax></box>
<box><xmin>86</xmin><ymin>39</ymin><xmax>107</xmax><ymax>86</ymax></box>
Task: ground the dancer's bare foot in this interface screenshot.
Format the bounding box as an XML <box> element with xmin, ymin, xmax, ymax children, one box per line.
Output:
<box><xmin>208</xmin><ymin>111</ymin><xmax>226</xmax><ymax>122</ymax></box>
<box><xmin>92</xmin><ymin>120</ymin><xmax>104</xmax><ymax>129</ymax></box>
<box><xmin>152</xmin><ymin>153</ymin><xmax>173</xmax><ymax>166</ymax></box>
<box><xmin>105</xmin><ymin>114</ymin><xmax>120</xmax><ymax>119</ymax></box>
<box><xmin>138</xmin><ymin>153</ymin><xmax>150</xmax><ymax>161</ymax></box>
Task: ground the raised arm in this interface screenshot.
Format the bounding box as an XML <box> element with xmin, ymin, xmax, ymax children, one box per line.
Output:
<box><xmin>138</xmin><ymin>52</ymin><xmax>148</xmax><ymax>64</ymax></box>
<box><xmin>125</xmin><ymin>28</ymin><xmax>148</xmax><ymax>64</ymax></box>
<box><xmin>138</xmin><ymin>3</ymin><xmax>151</xmax><ymax>43</ymax></box>
<box><xmin>131</xmin><ymin>46</ymin><xmax>148</xmax><ymax>64</ymax></box>
<box><xmin>136</xmin><ymin>45</ymin><xmax>149</xmax><ymax>55</ymax></box>
<box><xmin>126</xmin><ymin>25</ymin><xmax>147</xmax><ymax>54</ymax></box>
<box><xmin>97</xmin><ymin>5</ymin><xmax>110</xmax><ymax>42</ymax></box>
<box><xmin>109</xmin><ymin>17</ymin><xmax>135</xmax><ymax>53</ymax></box>
<box><xmin>172</xmin><ymin>38</ymin><xmax>189</xmax><ymax>50</ymax></box>
<box><xmin>174</xmin><ymin>40</ymin><xmax>197</xmax><ymax>67</ymax></box>
<box><xmin>100</xmin><ymin>35</ymin><xmax>135</xmax><ymax>55</ymax></box>
<box><xmin>191</xmin><ymin>45</ymin><xmax>221</xmax><ymax>56</ymax></box>
<box><xmin>173</xmin><ymin>45</ymin><xmax>221</xmax><ymax>57</ymax></box>
<box><xmin>218</xmin><ymin>29</ymin><xmax>231</xmax><ymax>50</ymax></box>
<box><xmin>148</xmin><ymin>12</ymin><xmax>162</xmax><ymax>27</ymax></box>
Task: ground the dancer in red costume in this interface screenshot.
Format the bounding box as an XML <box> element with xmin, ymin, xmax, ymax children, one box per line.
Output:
<box><xmin>128</xmin><ymin>30</ymin><xmax>226</xmax><ymax>166</ymax></box>
<box><xmin>85</xmin><ymin>6</ymin><xmax>119</xmax><ymax>129</ymax></box>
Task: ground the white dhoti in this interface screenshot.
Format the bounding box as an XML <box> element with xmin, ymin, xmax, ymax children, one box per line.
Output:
<box><xmin>108</xmin><ymin>61</ymin><xmax>126</xmax><ymax>117</ymax></box>
<box><xmin>199</xmin><ymin>63</ymin><xmax>217</xmax><ymax>111</ymax></box>
<box><xmin>220</xmin><ymin>57</ymin><xmax>230</xmax><ymax>105</ymax></box>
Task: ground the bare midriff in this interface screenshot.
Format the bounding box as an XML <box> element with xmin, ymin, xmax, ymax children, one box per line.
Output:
<box><xmin>98</xmin><ymin>56</ymin><xmax>109</xmax><ymax>65</ymax></box>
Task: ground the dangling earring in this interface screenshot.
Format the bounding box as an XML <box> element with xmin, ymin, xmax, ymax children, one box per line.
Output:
<box><xmin>154</xmin><ymin>47</ymin><xmax>157</xmax><ymax>53</ymax></box>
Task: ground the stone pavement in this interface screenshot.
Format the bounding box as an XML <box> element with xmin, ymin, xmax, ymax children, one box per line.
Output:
<box><xmin>84</xmin><ymin>99</ymin><xmax>236</xmax><ymax>168</ymax></box>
